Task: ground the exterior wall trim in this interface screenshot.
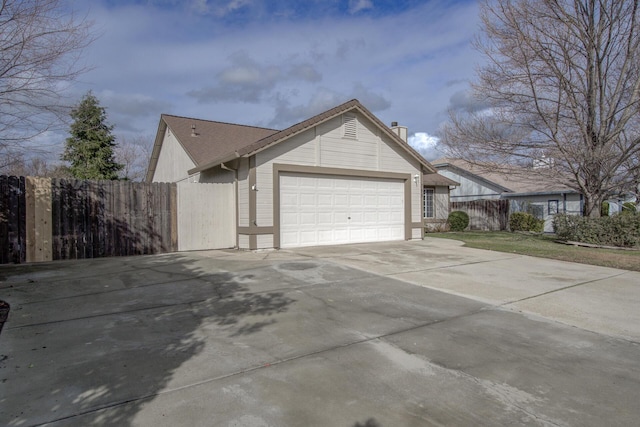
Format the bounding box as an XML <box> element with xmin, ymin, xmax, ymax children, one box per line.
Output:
<box><xmin>237</xmin><ymin>226</ymin><xmax>275</xmax><ymax>235</ymax></box>
<box><xmin>272</xmin><ymin>163</ymin><xmax>413</xmax><ymax>248</ymax></box>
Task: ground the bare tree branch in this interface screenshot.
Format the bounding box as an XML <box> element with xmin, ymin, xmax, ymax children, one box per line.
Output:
<box><xmin>0</xmin><ymin>0</ymin><xmax>94</xmax><ymax>171</ymax></box>
<box><xmin>115</xmin><ymin>135</ymin><xmax>153</xmax><ymax>182</ymax></box>
<box><xmin>441</xmin><ymin>0</ymin><xmax>640</xmax><ymax>217</ymax></box>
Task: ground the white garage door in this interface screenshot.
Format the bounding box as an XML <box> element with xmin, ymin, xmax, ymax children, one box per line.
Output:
<box><xmin>280</xmin><ymin>173</ymin><xmax>405</xmax><ymax>248</ymax></box>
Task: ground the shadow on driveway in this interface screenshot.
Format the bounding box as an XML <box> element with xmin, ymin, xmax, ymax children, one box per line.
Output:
<box><xmin>0</xmin><ymin>253</ymin><xmax>295</xmax><ymax>426</ymax></box>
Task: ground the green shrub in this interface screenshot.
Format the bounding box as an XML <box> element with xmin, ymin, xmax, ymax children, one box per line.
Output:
<box><xmin>601</xmin><ymin>201</ymin><xmax>609</xmax><ymax>217</ymax></box>
<box><xmin>509</xmin><ymin>212</ymin><xmax>544</xmax><ymax>232</ymax></box>
<box><xmin>553</xmin><ymin>213</ymin><xmax>640</xmax><ymax>247</ymax></box>
<box><xmin>448</xmin><ymin>210</ymin><xmax>469</xmax><ymax>232</ymax></box>
<box><xmin>621</xmin><ymin>202</ymin><xmax>638</xmax><ymax>215</ymax></box>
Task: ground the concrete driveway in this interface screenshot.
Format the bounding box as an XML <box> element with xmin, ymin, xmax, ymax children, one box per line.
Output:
<box><xmin>1</xmin><ymin>238</ymin><xmax>639</xmax><ymax>426</ymax></box>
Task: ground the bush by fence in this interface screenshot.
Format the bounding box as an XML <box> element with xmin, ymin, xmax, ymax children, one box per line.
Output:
<box><xmin>509</xmin><ymin>212</ymin><xmax>544</xmax><ymax>233</ymax></box>
<box><xmin>448</xmin><ymin>210</ymin><xmax>470</xmax><ymax>232</ymax></box>
<box><xmin>450</xmin><ymin>199</ymin><xmax>509</xmax><ymax>231</ymax></box>
<box><xmin>553</xmin><ymin>213</ymin><xmax>640</xmax><ymax>248</ymax></box>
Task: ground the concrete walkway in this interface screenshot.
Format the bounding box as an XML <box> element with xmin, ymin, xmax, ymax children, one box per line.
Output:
<box><xmin>1</xmin><ymin>238</ymin><xmax>639</xmax><ymax>426</ymax></box>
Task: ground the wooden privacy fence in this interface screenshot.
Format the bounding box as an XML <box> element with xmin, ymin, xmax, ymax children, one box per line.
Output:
<box><xmin>1</xmin><ymin>176</ymin><xmax>177</xmax><ymax>264</ymax></box>
<box><xmin>0</xmin><ymin>176</ymin><xmax>26</xmax><ymax>263</ymax></box>
<box><xmin>451</xmin><ymin>199</ymin><xmax>510</xmax><ymax>231</ymax></box>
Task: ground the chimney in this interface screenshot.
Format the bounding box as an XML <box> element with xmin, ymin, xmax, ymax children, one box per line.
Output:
<box><xmin>390</xmin><ymin>122</ymin><xmax>408</xmax><ymax>142</ymax></box>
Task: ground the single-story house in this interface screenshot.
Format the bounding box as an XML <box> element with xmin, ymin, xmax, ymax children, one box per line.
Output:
<box><xmin>146</xmin><ymin>99</ymin><xmax>453</xmax><ymax>250</ymax></box>
<box><xmin>432</xmin><ymin>158</ymin><xmax>582</xmax><ymax>232</ymax></box>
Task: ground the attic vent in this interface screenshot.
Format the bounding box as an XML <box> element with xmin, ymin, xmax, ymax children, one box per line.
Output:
<box><xmin>343</xmin><ymin>114</ymin><xmax>357</xmax><ymax>139</ymax></box>
<box><xmin>191</xmin><ymin>124</ymin><xmax>198</xmax><ymax>137</ymax></box>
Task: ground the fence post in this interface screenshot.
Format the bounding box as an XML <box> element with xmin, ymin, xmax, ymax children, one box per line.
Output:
<box><xmin>26</xmin><ymin>177</ymin><xmax>53</xmax><ymax>263</ymax></box>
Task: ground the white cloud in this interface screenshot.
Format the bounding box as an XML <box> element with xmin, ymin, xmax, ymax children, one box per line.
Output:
<box><xmin>268</xmin><ymin>84</ymin><xmax>390</xmax><ymax>128</ymax></box>
<box><xmin>409</xmin><ymin>132</ymin><xmax>439</xmax><ymax>151</ymax></box>
<box><xmin>409</xmin><ymin>132</ymin><xmax>444</xmax><ymax>161</ymax></box>
<box><xmin>349</xmin><ymin>0</ymin><xmax>373</xmax><ymax>14</ymax></box>
<box><xmin>51</xmin><ymin>0</ymin><xmax>483</xmax><ymax>157</ymax></box>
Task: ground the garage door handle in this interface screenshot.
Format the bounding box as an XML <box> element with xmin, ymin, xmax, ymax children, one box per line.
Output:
<box><xmin>348</xmin><ymin>217</ymin><xmax>351</xmax><ymax>219</ymax></box>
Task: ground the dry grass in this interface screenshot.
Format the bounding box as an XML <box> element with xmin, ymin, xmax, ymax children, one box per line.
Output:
<box><xmin>427</xmin><ymin>231</ymin><xmax>640</xmax><ymax>272</ymax></box>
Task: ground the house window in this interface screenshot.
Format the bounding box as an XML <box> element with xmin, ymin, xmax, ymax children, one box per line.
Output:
<box><xmin>548</xmin><ymin>200</ymin><xmax>559</xmax><ymax>215</ymax></box>
<box><xmin>343</xmin><ymin>114</ymin><xmax>357</xmax><ymax>139</ymax></box>
<box><xmin>424</xmin><ymin>188</ymin><xmax>435</xmax><ymax>218</ymax></box>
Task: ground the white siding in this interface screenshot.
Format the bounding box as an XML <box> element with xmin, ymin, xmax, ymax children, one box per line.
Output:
<box><xmin>439</xmin><ymin>169</ymin><xmax>502</xmax><ymax>202</ymax></box>
<box><xmin>177</xmin><ymin>182</ymin><xmax>235</xmax><ymax>250</ymax></box>
<box><xmin>255</xmin><ymin>131</ymin><xmax>315</xmax><ymax>226</ymax></box>
<box><xmin>509</xmin><ymin>193</ymin><xmax>582</xmax><ymax>232</ymax></box>
<box><xmin>434</xmin><ymin>186</ymin><xmax>450</xmax><ymax>220</ymax></box>
<box><xmin>255</xmin><ymin>112</ymin><xmax>423</xmax><ymax>229</ymax></box>
<box><xmin>238</xmin><ymin>158</ymin><xmax>249</xmax><ymax>227</ymax></box>
<box><xmin>153</xmin><ymin>128</ymin><xmax>196</xmax><ymax>183</ymax></box>
<box><xmin>256</xmin><ymin>234</ymin><xmax>273</xmax><ymax>249</ymax></box>
<box><xmin>379</xmin><ymin>135</ymin><xmax>422</xmax><ymax>223</ymax></box>
<box><xmin>316</xmin><ymin>116</ymin><xmax>378</xmax><ymax>170</ymax></box>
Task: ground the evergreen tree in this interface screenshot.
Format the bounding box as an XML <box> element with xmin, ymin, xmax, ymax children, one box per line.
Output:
<box><xmin>62</xmin><ymin>92</ymin><xmax>123</xmax><ymax>180</ymax></box>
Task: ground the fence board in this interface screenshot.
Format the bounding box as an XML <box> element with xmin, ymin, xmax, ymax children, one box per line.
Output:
<box><xmin>1</xmin><ymin>176</ymin><xmax>178</xmax><ymax>263</ymax></box>
<box><xmin>0</xmin><ymin>176</ymin><xmax>26</xmax><ymax>263</ymax></box>
<box><xmin>451</xmin><ymin>199</ymin><xmax>510</xmax><ymax>231</ymax></box>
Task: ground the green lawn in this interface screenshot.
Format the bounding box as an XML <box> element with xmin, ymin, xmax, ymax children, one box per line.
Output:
<box><xmin>426</xmin><ymin>231</ymin><xmax>640</xmax><ymax>272</ymax></box>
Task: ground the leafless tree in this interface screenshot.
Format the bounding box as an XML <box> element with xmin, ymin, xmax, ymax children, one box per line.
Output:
<box><xmin>116</xmin><ymin>135</ymin><xmax>153</xmax><ymax>182</ymax></box>
<box><xmin>2</xmin><ymin>153</ymin><xmax>70</xmax><ymax>177</ymax></box>
<box><xmin>441</xmin><ymin>0</ymin><xmax>640</xmax><ymax>217</ymax></box>
<box><xmin>0</xmin><ymin>0</ymin><xmax>93</xmax><ymax>171</ymax></box>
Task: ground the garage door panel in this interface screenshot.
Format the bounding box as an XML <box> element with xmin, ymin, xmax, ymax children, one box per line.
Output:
<box><xmin>317</xmin><ymin>194</ymin><xmax>332</xmax><ymax>205</ymax></box>
<box><xmin>364</xmin><ymin>212</ymin><xmax>378</xmax><ymax>223</ymax></box>
<box><xmin>300</xmin><ymin>193</ymin><xmax>316</xmax><ymax>206</ymax></box>
<box><xmin>300</xmin><ymin>212</ymin><xmax>316</xmax><ymax>226</ymax></box>
<box><xmin>350</xmin><ymin>212</ymin><xmax>364</xmax><ymax>222</ymax></box>
<box><xmin>317</xmin><ymin>212</ymin><xmax>333</xmax><ymax>225</ymax></box>
<box><xmin>280</xmin><ymin>174</ymin><xmax>404</xmax><ymax>248</ymax></box>
<box><xmin>350</xmin><ymin>194</ymin><xmax>364</xmax><ymax>207</ymax></box>
<box><xmin>335</xmin><ymin>180</ymin><xmax>349</xmax><ymax>190</ymax></box>
<box><xmin>334</xmin><ymin>194</ymin><xmax>349</xmax><ymax>205</ymax></box>
<box><xmin>281</xmin><ymin>212</ymin><xmax>299</xmax><ymax>226</ymax></box>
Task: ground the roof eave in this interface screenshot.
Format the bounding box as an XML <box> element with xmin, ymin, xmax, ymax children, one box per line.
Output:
<box><xmin>501</xmin><ymin>189</ymin><xmax>580</xmax><ymax>198</ymax></box>
<box><xmin>188</xmin><ymin>151</ymin><xmax>240</xmax><ymax>175</ymax></box>
<box><xmin>435</xmin><ymin>163</ymin><xmax>512</xmax><ymax>193</ymax></box>
<box><xmin>186</xmin><ymin>99</ymin><xmax>437</xmax><ymax>175</ymax></box>
<box><xmin>145</xmin><ymin>117</ymin><xmax>168</xmax><ymax>183</ymax></box>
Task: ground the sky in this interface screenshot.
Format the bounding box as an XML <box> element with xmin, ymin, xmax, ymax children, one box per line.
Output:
<box><xmin>60</xmin><ymin>0</ymin><xmax>484</xmax><ymax>161</ymax></box>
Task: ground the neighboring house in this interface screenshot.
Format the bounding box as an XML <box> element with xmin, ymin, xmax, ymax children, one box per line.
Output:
<box><xmin>606</xmin><ymin>193</ymin><xmax>638</xmax><ymax>215</ymax></box>
<box><xmin>432</xmin><ymin>158</ymin><xmax>582</xmax><ymax>232</ymax></box>
<box><xmin>146</xmin><ymin>99</ymin><xmax>450</xmax><ymax>250</ymax></box>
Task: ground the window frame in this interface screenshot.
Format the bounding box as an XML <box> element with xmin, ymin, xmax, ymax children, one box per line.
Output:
<box><xmin>423</xmin><ymin>187</ymin><xmax>435</xmax><ymax>218</ymax></box>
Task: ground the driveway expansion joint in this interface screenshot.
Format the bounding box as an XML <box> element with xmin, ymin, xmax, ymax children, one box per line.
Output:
<box><xmin>501</xmin><ymin>270</ymin><xmax>630</xmax><ymax>306</ymax></box>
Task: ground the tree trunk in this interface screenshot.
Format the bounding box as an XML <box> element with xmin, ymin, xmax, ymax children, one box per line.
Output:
<box><xmin>583</xmin><ymin>193</ymin><xmax>603</xmax><ymax>218</ymax></box>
